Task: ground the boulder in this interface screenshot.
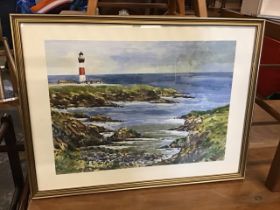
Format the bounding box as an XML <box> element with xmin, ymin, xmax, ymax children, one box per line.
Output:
<box><xmin>110</xmin><ymin>128</ymin><xmax>141</xmax><ymax>141</ymax></box>
<box><xmin>89</xmin><ymin>114</ymin><xmax>120</xmax><ymax>122</ymax></box>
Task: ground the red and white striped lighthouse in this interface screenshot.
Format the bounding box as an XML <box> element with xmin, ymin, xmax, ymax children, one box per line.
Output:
<box><xmin>78</xmin><ymin>52</ymin><xmax>86</xmax><ymax>83</ymax></box>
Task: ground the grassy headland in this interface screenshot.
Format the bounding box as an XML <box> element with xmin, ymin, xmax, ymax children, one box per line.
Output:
<box><xmin>49</xmin><ymin>84</ymin><xmax>186</xmax><ymax>108</ymax></box>
<box><xmin>165</xmin><ymin>105</ymin><xmax>229</xmax><ymax>163</ymax></box>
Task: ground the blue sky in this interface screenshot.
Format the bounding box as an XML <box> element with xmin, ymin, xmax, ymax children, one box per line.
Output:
<box><xmin>45</xmin><ymin>40</ymin><xmax>236</xmax><ymax>75</ymax></box>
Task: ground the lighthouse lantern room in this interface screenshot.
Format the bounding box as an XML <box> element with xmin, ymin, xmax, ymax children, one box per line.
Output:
<box><xmin>78</xmin><ymin>52</ymin><xmax>86</xmax><ymax>83</ymax></box>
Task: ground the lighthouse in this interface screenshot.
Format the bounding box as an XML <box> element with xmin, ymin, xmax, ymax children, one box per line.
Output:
<box><xmin>78</xmin><ymin>52</ymin><xmax>86</xmax><ymax>83</ymax></box>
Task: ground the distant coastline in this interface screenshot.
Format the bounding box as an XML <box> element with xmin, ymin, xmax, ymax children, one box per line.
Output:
<box><xmin>48</xmin><ymin>72</ymin><xmax>233</xmax><ymax>84</ymax></box>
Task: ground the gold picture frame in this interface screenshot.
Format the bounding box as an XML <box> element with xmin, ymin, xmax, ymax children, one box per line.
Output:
<box><xmin>11</xmin><ymin>15</ymin><xmax>264</xmax><ymax>198</ymax></box>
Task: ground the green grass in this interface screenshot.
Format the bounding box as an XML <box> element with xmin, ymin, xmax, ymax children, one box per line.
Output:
<box><xmin>173</xmin><ymin>105</ymin><xmax>229</xmax><ymax>163</ymax></box>
<box><xmin>196</xmin><ymin>105</ymin><xmax>229</xmax><ymax>161</ymax></box>
<box><xmin>49</xmin><ymin>84</ymin><xmax>177</xmax><ymax>100</ymax></box>
<box><xmin>55</xmin><ymin>150</ymin><xmax>86</xmax><ymax>174</ymax></box>
<box><xmin>184</xmin><ymin>105</ymin><xmax>229</xmax><ymax>118</ymax></box>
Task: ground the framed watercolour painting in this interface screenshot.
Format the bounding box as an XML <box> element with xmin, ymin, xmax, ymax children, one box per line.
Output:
<box><xmin>11</xmin><ymin>15</ymin><xmax>264</xmax><ymax>198</ymax></box>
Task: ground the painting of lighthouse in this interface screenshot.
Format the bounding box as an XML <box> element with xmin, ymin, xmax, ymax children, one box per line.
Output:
<box><xmin>45</xmin><ymin>40</ymin><xmax>236</xmax><ymax>175</ymax></box>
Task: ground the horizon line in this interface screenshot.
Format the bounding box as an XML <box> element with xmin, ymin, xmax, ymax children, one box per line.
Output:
<box><xmin>48</xmin><ymin>71</ymin><xmax>232</xmax><ymax>76</ymax></box>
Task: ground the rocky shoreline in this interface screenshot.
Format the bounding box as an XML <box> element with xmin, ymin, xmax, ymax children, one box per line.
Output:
<box><xmin>52</xmin><ymin>110</ymin><xmax>142</xmax><ymax>148</ymax></box>
<box><xmin>52</xmin><ymin>110</ymin><xmax>153</xmax><ymax>173</ymax></box>
<box><xmin>80</xmin><ymin>147</ymin><xmax>163</xmax><ymax>171</ymax></box>
<box><xmin>53</xmin><ymin>105</ymin><xmax>229</xmax><ymax>174</ymax></box>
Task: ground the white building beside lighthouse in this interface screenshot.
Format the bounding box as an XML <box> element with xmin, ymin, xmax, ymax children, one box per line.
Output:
<box><xmin>78</xmin><ymin>52</ymin><xmax>86</xmax><ymax>83</ymax></box>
